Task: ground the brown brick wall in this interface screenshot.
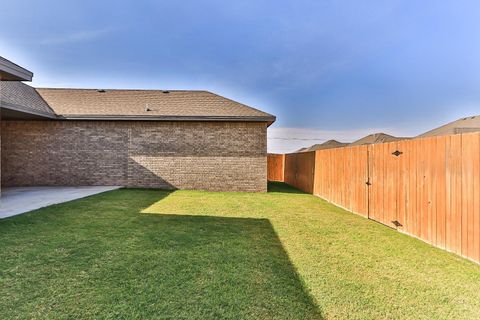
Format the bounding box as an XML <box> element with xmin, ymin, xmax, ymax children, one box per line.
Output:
<box><xmin>0</xmin><ymin>120</ymin><xmax>267</xmax><ymax>192</ymax></box>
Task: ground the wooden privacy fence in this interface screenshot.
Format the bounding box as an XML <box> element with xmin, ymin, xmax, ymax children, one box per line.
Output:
<box><xmin>284</xmin><ymin>151</ymin><xmax>316</xmax><ymax>193</ymax></box>
<box><xmin>267</xmin><ymin>154</ymin><xmax>285</xmax><ymax>182</ymax></box>
<box><xmin>315</xmin><ymin>145</ymin><xmax>369</xmax><ymax>218</ymax></box>
<box><xmin>268</xmin><ymin>132</ymin><xmax>480</xmax><ymax>264</ymax></box>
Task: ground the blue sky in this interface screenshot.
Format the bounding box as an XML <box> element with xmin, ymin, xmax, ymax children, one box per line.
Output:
<box><xmin>1</xmin><ymin>0</ymin><xmax>480</xmax><ymax>152</ymax></box>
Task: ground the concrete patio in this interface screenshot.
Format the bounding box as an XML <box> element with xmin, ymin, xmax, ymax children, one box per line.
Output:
<box><xmin>0</xmin><ymin>186</ymin><xmax>121</xmax><ymax>219</ymax></box>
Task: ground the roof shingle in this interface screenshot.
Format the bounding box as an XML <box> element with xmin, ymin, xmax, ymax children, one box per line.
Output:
<box><xmin>349</xmin><ymin>133</ymin><xmax>409</xmax><ymax>146</ymax></box>
<box><xmin>35</xmin><ymin>88</ymin><xmax>275</xmax><ymax>122</ymax></box>
<box><xmin>0</xmin><ymin>82</ymin><xmax>55</xmax><ymax>117</ymax></box>
<box><xmin>418</xmin><ymin>115</ymin><xmax>480</xmax><ymax>137</ymax></box>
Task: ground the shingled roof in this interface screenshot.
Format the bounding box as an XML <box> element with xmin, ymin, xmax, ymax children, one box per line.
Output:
<box><xmin>349</xmin><ymin>133</ymin><xmax>409</xmax><ymax>146</ymax></box>
<box><xmin>1</xmin><ymin>83</ymin><xmax>275</xmax><ymax>123</ymax></box>
<box><xmin>418</xmin><ymin>115</ymin><xmax>480</xmax><ymax>137</ymax></box>
<box><xmin>0</xmin><ymin>82</ymin><xmax>56</xmax><ymax>118</ymax></box>
<box><xmin>304</xmin><ymin>140</ymin><xmax>348</xmax><ymax>152</ymax></box>
<box><xmin>35</xmin><ymin>88</ymin><xmax>275</xmax><ymax>123</ymax></box>
<box><xmin>296</xmin><ymin>140</ymin><xmax>348</xmax><ymax>152</ymax></box>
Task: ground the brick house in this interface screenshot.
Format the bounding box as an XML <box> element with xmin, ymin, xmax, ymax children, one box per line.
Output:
<box><xmin>0</xmin><ymin>57</ymin><xmax>275</xmax><ymax>194</ymax></box>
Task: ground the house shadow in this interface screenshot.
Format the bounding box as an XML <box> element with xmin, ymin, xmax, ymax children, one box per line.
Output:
<box><xmin>127</xmin><ymin>158</ymin><xmax>178</xmax><ymax>190</ymax></box>
<box><xmin>267</xmin><ymin>181</ymin><xmax>306</xmax><ymax>194</ymax></box>
<box><xmin>135</xmin><ymin>185</ymin><xmax>322</xmax><ymax>318</ymax></box>
<box><xmin>0</xmin><ymin>182</ymin><xmax>322</xmax><ymax>318</ymax></box>
<box><xmin>135</xmin><ymin>213</ymin><xmax>323</xmax><ymax>319</ymax></box>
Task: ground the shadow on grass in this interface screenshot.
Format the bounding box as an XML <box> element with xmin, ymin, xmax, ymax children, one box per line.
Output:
<box><xmin>267</xmin><ymin>181</ymin><xmax>305</xmax><ymax>194</ymax></box>
<box><xmin>134</xmin><ymin>186</ymin><xmax>321</xmax><ymax>318</ymax></box>
<box><xmin>138</xmin><ymin>214</ymin><xmax>323</xmax><ymax>319</ymax></box>
<box><xmin>0</xmin><ymin>189</ymin><xmax>322</xmax><ymax>319</ymax></box>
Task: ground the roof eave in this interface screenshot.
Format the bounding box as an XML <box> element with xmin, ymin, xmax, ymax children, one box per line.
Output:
<box><xmin>0</xmin><ymin>58</ymin><xmax>33</xmax><ymax>81</ymax></box>
<box><xmin>0</xmin><ymin>101</ymin><xmax>58</xmax><ymax>119</ymax></box>
<box><xmin>59</xmin><ymin>114</ymin><xmax>276</xmax><ymax>123</ymax></box>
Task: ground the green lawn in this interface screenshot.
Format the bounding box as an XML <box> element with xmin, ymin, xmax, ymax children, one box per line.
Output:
<box><xmin>1</xmin><ymin>183</ymin><xmax>480</xmax><ymax>319</ymax></box>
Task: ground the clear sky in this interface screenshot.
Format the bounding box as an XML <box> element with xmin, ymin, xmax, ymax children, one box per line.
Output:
<box><xmin>1</xmin><ymin>0</ymin><xmax>479</xmax><ymax>152</ymax></box>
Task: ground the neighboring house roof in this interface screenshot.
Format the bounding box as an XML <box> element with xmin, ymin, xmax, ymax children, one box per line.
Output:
<box><xmin>0</xmin><ymin>82</ymin><xmax>56</xmax><ymax>119</ymax></box>
<box><xmin>349</xmin><ymin>133</ymin><xmax>408</xmax><ymax>146</ymax></box>
<box><xmin>35</xmin><ymin>88</ymin><xmax>275</xmax><ymax>123</ymax></box>
<box><xmin>418</xmin><ymin>115</ymin><xmax>480</xmax><ymax>138</ymax></box>
<box><xmin>304</xmin><ymin>140</ymin><xmax>348</xmax><ymax>151</ymax></box>
<box><xmin>295</xmin><ymin>147</ymin><xmax>308</xmax><ymax>153</ymax></box>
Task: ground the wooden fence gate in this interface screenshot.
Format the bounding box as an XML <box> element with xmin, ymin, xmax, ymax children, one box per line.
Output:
<box><xmin>367</xmin><ymin>141</ymin><xmax>401</xmax><ymax>230</ymax></box>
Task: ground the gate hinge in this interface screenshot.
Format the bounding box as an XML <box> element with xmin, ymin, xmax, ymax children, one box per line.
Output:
<box><xmin>392</xmin><ymin>150</ymin><xmax>403</xmax><ymax>157</ymax></box>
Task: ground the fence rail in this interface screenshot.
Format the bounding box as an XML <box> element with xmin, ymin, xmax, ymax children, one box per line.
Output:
<box><xmin>268</xmin><ymin>132</ymin><xmax>480</xmax><ymax>264</ymax></box>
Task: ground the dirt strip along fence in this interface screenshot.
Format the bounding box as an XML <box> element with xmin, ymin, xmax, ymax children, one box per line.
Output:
<box><xmin>268</xmin><ymin>132</ymin><xmax>480</xmax><ymax>264</ymax></box>
<box><xmin>267</xmin><ymin>153</ymin><xmax>285</xmax><ymax>182</ymax></box>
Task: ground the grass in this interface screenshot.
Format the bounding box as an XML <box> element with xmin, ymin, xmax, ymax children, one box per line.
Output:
<box><xmin>0</xmin><ymin>182</ymin><xmax>479</xmax><ymax>319</ymax></box>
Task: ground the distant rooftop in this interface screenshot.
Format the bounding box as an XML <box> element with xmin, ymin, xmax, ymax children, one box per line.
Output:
<box><xmin>298</xmin><ymin>140</ymin><xmax>348</xmax><ymax>152</ymax></box>
<box><xmin>349</xmin><ymin>133</ymin><xmax>409</xmax><ymax>146</ymax></box>
<box><xmin>418</xmin><ymin>115</ymin><xmax>480</xmax><ymax>138</ymax></box>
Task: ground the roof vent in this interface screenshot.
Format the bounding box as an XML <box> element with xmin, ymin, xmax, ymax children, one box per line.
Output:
<box><xmin>145</xmin><ymin>104</ymin><xmax>152</xmax><ymax>112</ymax></box>
<box><xmin>162</xmin><ymin>90</ymin><xmax>170</xmax><ymax>94</ymax></box>
<box><xmin>97</xmin><ymin>89</ymin><xmax>106</xmax><ymax>93</ymax></box>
